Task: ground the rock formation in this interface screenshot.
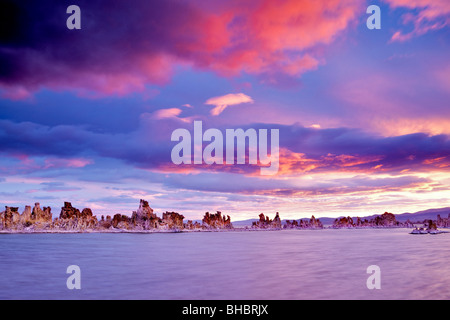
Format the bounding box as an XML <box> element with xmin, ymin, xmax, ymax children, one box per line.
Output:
<box><xmin>373</xmin><ymin>212</ymin><xmax>398</xmax><ymax>227</ymax></box>
<box><xmin>31</xmin><ymin>203</ymin><xmax>52</xmax><ymax>224</ymax></box>
<box><xmin>308</xmin><ymin>215</ymin><xmax>323</xmax><ymax>229</ymax></box>
<box><xmin>53</xmin><ymin>202</ymin><xmax>98</xmax><ymax>230</ymax></box>
<box><xmin>161</xmin><ymin>211</ymin><xmax>185</xmax><ymax>229</ymax></box>
<box><xmin>0</xmin><ymin>205</ymin><xmax>53</xmax><ymax>230</ymax></box>
<box><xmin>0</xmin><ymin>207</ymin><xmax>18</xmax><ymax>229</ymax></box>
<box><xmin>202</xmin><ymin>211</ymin><xmax>233</xmax><ymax>229</ymax></box>
<box><xmin>184</xmin><ymin>220</ymin><xmax>202</xmax><ymax>230</ymax></box>
<box><xmin>272</xmin><ymin>212</ymin><xmax>282</xmax><ymax>228</ymax></box>
<box><xmin>333</xmin><ymin>216</ymin><xmax>355</xmax><ymax>228</ymax></box>
<box><xmin>425</xmin><ymin>219</ymin><xmax>437</xmax><ymax>231</ymax></box>
<box><xmin>97</xmin><ymin>200</ymin><xmax>186</xmax><ymax>231</ymax></box>
<box><xmin>252</xmin><ymin>213</ymin><xmax>269</xmax><ymax>229</ymax></box>
<box><xmin>130</xmin><ymin>199</ymin><xmax>161</xmax><ymax>229</ymax></box>
<box><xmin>1</xmin><ymin>199</ymin><xmax>207</xmax><ymax>232</ymax></box>
<box><xmin>21</xmin><ymin>206</ymin><xmax>32</xmax><ymax>224</ymax></box>
<box><xmin>136</xmin><ymin>199</ymin><xmax>156</xmax><ymax>220</ymax></box>
<box><xmin>2</xmin><ymin>199</ymin><xmax>440</xmax><ymax>233</ymax></box>
<box><xmin>437</xmin><ymin>214</ymin><xmax>450</xmax><ymax>228</ymax></box>
<box><xmin>332</xmin><ymin>212</ymin><xmax>404</xmax><ymax>228</ymax></box>
<box><xmin>98</xmin><ymin>215</ymin><xmax>113</xmax><ymax>229</ymax></box>
<box><xmin>404</xmin><ymin>219</ymin><xmax>415</xmax><ymax>228</ymax></box>
<box><xmin>284</xmin><ymin>219</ymin><xmax>298</xmax><ymax>228</ymax></box>
<box><xmin>112</xmin><ymin>214</ymin><xmax>133</xmax><ymax>229</ymax></box>
<box><xmin>252</xmin><ymin>212</ymin><xmax>282</xmax><ymax>229</ymax></box>
<box><xmin>285</xmin><ymin>215</ymin><xmax>323</xmax><ymax>229</ymax></box>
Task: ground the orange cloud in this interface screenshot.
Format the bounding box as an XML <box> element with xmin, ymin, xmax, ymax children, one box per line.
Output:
<box><xmin>423</xmin><ymin>157</ymin><xmax>447</xmax><ymax>165</ymax></box>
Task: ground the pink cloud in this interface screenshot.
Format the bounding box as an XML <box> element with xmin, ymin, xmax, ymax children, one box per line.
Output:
<box><xmin>200</xmin><ymin>0</ymin><xmax>361</xmax><ymax>79</ymax></box>
<box><xmin>43</xmin><ymin>158</ymin><xmax>93</xmax><ymax>169</ymax></box>
<box><xmin>1</xmin><ymin>154</ymin><xmax>93</xmax><ymax>174</ymax></box>
<box><xmin>151</xmin><ymin>108</ymin><xmax>192</xmax><ymax>123</ymax></box>
<box><xmin>205</xmin><ymin>93</ymin><xmax>254</xmax><ymax>116</ymax></box>
<box><xmin>153</xmin><ymin>108</ymin><xmax>183</xmax><ymax>119</ymax></box>
<box><xmin>0</xmin><ymin>86</ymin><xmax>33</xmax><ymax>101</ymax></box>
<box><xmin>331</xmin><ymin>65</ymin><xmax>450</xmax><ymax>136</ymax></box>
<box><xmin>386</xmin><ymin>0</ymin><xmax>450</xmax><ymax>41</ymax></box>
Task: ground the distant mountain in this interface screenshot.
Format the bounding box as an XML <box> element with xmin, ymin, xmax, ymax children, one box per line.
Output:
<box><xmin>230</xmin><ymin>218</ymin><xmax>259</xmax><ymax>227</ymax></box>
<box><xmin>394</xmin><ymin>207</ymin><xmax>450</xmax><ymax>222</ymax></box>
<box><xmin>339</xmin><ymin>207</ymin><xmax>450</xmax><ymax>224</ymax></box>
<box><xmin>230</xmin><ymin>207</ymin><xmax>450</xmax><ymax>227</ymax></box>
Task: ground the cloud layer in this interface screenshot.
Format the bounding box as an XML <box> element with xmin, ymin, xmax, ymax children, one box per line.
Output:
<box><xmin>1</xmin><ymin>118</ymin><xmax>449</xmax><ymax>177</ymax></box>
<box><xmin>0</xmin><ymin>0</ymin><xmax>362</xmax><ymax>97</ymax></box>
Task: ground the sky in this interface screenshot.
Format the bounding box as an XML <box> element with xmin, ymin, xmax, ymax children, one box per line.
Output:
<box><xmin>0</xmin><ymin>0</ymin><xmax>449</xmax><ymax>221</ymax></box>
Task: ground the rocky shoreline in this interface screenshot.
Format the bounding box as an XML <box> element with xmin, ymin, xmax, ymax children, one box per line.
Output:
<box><xmin>0</xmin><ymin>199</ymin><xmax>448</xmax><ymax>234</ymax></box>
<box><xmin>0</xmin><ymin>199</ymin><xmax>233</xmax><ymax>233</ymax></box>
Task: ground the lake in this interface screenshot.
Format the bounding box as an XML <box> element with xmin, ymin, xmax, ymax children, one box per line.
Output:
<box><xmin>0</xmin><ymin>228</ymin><xmax>449</xmax><ymax>300</ymax></box>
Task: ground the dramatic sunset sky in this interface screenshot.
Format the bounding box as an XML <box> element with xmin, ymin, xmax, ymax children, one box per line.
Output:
<box><xmin>0</xmin><ymin>0</ymin><xmax>449</xmax><ymax>220</ymax></box>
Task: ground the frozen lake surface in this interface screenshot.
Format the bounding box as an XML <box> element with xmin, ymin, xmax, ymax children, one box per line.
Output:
<box><xmin>1</xmin><ymin>228</ymin><xmax>449</xmax><ymax>299</ymax></box>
